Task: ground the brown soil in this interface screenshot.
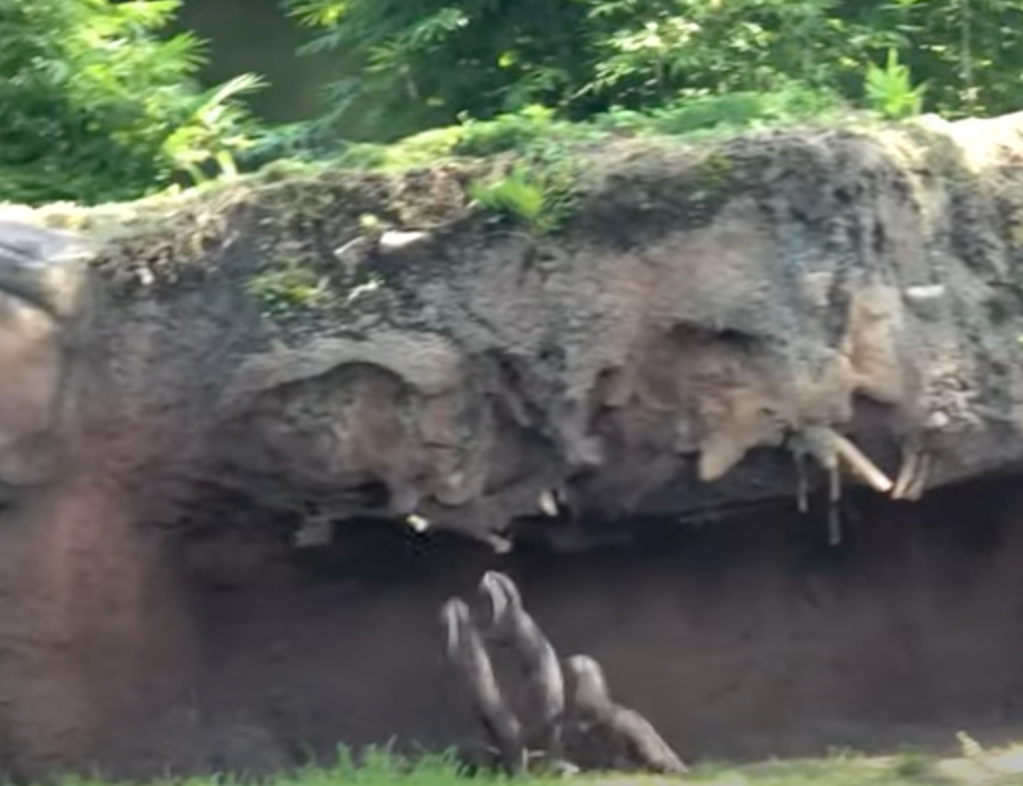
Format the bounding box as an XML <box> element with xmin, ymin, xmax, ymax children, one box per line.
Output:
<box><xmin>2</xmin><ymin>473</ymin><xmax>1023</xmax><ymax>778</ymax></box>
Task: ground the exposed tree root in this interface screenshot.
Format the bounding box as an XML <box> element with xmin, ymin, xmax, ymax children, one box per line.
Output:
<box><xmin>892</xmin><ymin>442</ymin><xmax>931</xmax><ymax>502</ymax></box>
<box><xmin>832</xmin><ymin>433</ymin><xmax>894</xmax><ymax>494</ymax></box>
<box><xmin>828</xmin><ymin>462</ymin><xmax>842</xmax><ymax>547</ymax></box>
<box><xmin>789</xmin><ymin>427</ymin><xmax>900</xmax><ymax>545</ymax></box>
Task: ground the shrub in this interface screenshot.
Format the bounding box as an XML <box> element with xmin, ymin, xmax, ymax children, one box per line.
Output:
<box><xmin>0</xmin><ymin>0</ymin><xmax>265</xmax><ymax>205</ymax></box>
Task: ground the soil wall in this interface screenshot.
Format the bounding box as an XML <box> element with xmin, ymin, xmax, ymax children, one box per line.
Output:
<box><xmin>2</xmin><ymin>477</ymin><xmax>1023</xmax><ymax>778</ymax></box>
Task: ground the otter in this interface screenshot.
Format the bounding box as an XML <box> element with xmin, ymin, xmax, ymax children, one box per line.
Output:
<box><xmin>439</xmin><ymin>597</ymin><xmax>526</xmax><ymax>774</ymax></box>
<box><xmin>564</xmin><ymin>653</ymin><xmax>688</xmax><ymax>775</ymax></box>
<box><xmin>479</xmin><ymin>571</ymin><xmax>566</xmax><ymax>762</ymax></box>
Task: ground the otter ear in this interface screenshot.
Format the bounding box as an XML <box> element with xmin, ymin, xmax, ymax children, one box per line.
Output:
<box><xmin>493</xmin><ymin>571</ymin><xmax>522</xmax><ymax>607</ymax></box>
<box><xmin>566</xmin><ymin>654</ymin><xmax>596</xmax><ymax>680</ymax></box>
<box><xmin>440</xmin><ymin>600</ymin><xmax>463</xmax><ymax>653</ymax></box>
<box><xmin>481</xmin><ymin>572</ymin><xmax>508</xmax><ymax>625</ymax></box>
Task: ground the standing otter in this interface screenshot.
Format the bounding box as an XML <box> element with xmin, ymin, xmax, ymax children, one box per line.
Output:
<box><xmin>479</xmin><ymin>571</ymin><xmax>566</xmax><ymax>762</ymax></box>
<box><xmin>440</xmin><ymin>597</ymin><xmax>526</xmax><ymax>774</ymax></box>
<box><xmin>564</xmin><ymin>654</ymin><xmax>688</xmax><ymax>775</ymax></box>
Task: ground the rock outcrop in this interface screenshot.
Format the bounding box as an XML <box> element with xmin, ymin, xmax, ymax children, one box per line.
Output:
<box><xmin>4</xmin><ymin>113</ymin><xmax>1023</xmax><ymax>550</ymax></box>
<box><xmin>1</xmin><ymin>111</ymin><xmax>1023</xmax><ymax>778</ymax></box>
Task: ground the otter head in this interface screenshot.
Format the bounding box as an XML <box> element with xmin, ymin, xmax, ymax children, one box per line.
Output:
<box><xmin>440</xmin><ymin>597</ymin><xmax>470</xmax><ymax>657</ymax></box>
<box><xmin>480</xmin><ymin>570</ymin><xmax>522</xmax><ymax>627</ymax></box>
<box><xmin>565</xmin><ymin>653</ymin><xmax>612</xmax><ymax>717</ymax></box>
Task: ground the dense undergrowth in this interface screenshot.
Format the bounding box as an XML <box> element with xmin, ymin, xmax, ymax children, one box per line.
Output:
<box><xmin>327</xmin><ymin>83</ymin><xmax>854</xmax><ymax>171</ymax></box>
<box><xmin>247</xmin><ymin>84</ymin><xmax>868</xmax><ymax>235</ymax></box>
<box><xmin>283</xmin><ymin>0</ymin><xmax>1023</xmax><ymax>143</ymax></box>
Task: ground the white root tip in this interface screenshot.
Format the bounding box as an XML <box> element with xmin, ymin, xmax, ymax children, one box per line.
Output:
<box><xmin>831</xmin><ymin>432</ymin><xmax>894</xmax><ymax>493</ymax></box>
<box><xmin>891</xmin><ymin>446</ymin><xmax>920</xmax><ymax>500</ymax></box>
<box><xmin>538</xmin><ymin>490</ymin><xmax>559</xmax><ymax>518</ymax></box>
<box><xmin>490</xmin><ymin>535</ymin><xmax>513</xmax><ymax>554</ymax></box>
<box><xmin>904</xmin><ymin>451</ymin><xmax>932</xmax><ymax>501</ymax></box>
<box><xmin>406</xmin><ymin>513</ymin><xmax>431</xmax><ymax>532</ymax></box>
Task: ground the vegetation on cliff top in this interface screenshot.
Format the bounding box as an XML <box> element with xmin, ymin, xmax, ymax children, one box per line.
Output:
<box><xmin>5</xmin><ymin>0</ymin><xmax>1023</xmax><ymax>208</ymax></box>
<box><xmin>283</xmin><ymin>0</ymin><xmax>1023</xmax><ymax>142</ymax></box>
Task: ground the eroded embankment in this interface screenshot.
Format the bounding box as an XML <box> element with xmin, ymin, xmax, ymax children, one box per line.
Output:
<box><xmin>5</xmin><ymin>114</ymin><xmax>1023</xmax><ymax>551</ymax></box>
<box><xmin>1</xmin><ymin>114</ymin><xmax>1023</xmax><ymax>777</ymax></box>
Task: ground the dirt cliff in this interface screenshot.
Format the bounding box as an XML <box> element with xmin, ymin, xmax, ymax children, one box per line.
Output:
<box><xmin>2</xmin><ymin>111</ymin><xmax>1023</xmax><ymax>777</ymax></box>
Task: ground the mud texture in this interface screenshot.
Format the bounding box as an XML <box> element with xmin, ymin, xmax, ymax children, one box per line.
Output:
<box><xmin>0</xmin><ymin>112</ymin><xmax>1023</xmax><ymax>777</ymax></box>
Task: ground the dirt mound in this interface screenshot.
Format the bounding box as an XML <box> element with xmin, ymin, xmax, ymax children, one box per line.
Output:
<box><xmin>0</xmin><ymin>113</ymin><xmax>1022</xmax><ymax>776</ymax></box>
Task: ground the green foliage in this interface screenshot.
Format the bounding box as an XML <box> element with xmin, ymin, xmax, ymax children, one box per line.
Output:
<box><xmin>284</xmin><ymin>0</ymin><xmax>881</xmax><ymax>140</ymax></box>
<box><xmin>0</xmin><ymin>0</ymin><xmax>266</xmax><ymax>206</ymax></box>
<box><xmin>468</xmin><ymin>158</ymin><xmax>581</xmax><ymax>235</ymax></box>
<box><xmin>593</xmin><ymin>82</ymin><xmax>850</xmax><ymax>137</ymax></box>
<box><xmin>288</xmin><ymin>0</ymin><xmax>1023</xmax><ymax>145</ymax></box>
<box><xmin>12</xmin><ymin>0</ymin><xmax>1023</xmax><ymax>207</ymax></box>
<box><xmin>161</xmin><ymin>73</ymin><xmax>269</xmax><ymax>185</ymax></box>
<box><xmin>318</xmin><ymin>86</ymin><xmax>856</xmax><ymax>232</ymax></box>
<box><xmin>331</xmin><ymin>86</ymin><xmax>849</xmax><ymax>175</ymax></box>
<box><xmin>284</xmin><ymin>0</ymin><xmax>596</xmax><ymax>141</ymax></box>
<box><xmin>246</xmin><ymin>266</ymin><xmax>326</xmax><ymax>313</ymax></box>
<box><xmin>582</xmin><ymin>0</ymin><xmax>892</xmax><ymax>106</ymax></box>
<box><xmin>454</xmin><ymin>105</ymin><xmax>594</xmax><ymax>157</ymax></box>
<box><xmin>332</xmin><ymin>105</ymin><xmax>598</xmax><ymax>172</ymax></box>
<box><xmin>865</xmin><ymin>49</ymin><xmax>927</xmax><ymax>120</ymax></box>
<box><xmin>468</xmin><ymin>169</ymin><xmax>545</xmax><ymax>224</ymax></box>
<box><xmin>322</xmin><ymin>87</ymin><xmax>853</xmax><ymax>234</ymax></box>
<box><xmin>863</xmin><ymin>0</ymin><xmax>1023</xmax><ymax>118</ymax></box>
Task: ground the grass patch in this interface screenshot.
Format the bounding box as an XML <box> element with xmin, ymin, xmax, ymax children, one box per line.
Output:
<box><xmin>44</xmin><ymin>740</ymin><xmax>1023</xmax><ymax>786</ymax></box>
<box><xmin>261</xmin><ymin>84</ymin><xmax>864</xmax><ymax>234</ymax></box>
<box><xmin>323</xmin><ymin>84</ymin><xmax>859</xmax><ymax>175</ymax></box>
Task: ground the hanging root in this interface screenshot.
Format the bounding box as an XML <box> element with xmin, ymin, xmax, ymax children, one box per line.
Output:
<box><xmin>892</xmin><ymin>442</ymin><xmax>931</xmax><ymax>502</ymax></box>
<box><xmin>789</xmin><ymin>427</ymin><xmax>893</xmax><ymax>546</ymax></box>
<box><xmin>484</xmin><ymin>533</ymin><xmax>514</xmax><ymax>554</ymax></box>
<box><xmin>903</xmin><ymin>451</ymin><xmax>931</xmax><ymax>501</ymax></box>
<box><xmin>795</xmin><ymin>450</ymin><xmax>809</xmax><ymax>513</ymax></box>
<box><xmin>827</xmin><ymin>463</ymin><xmax>842</xmax><ymax>546</ymax></box>
<box><xmin>831</xmin><ymin>432</ymin><xmax>893</xmax><ymax>493</ymax></box>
